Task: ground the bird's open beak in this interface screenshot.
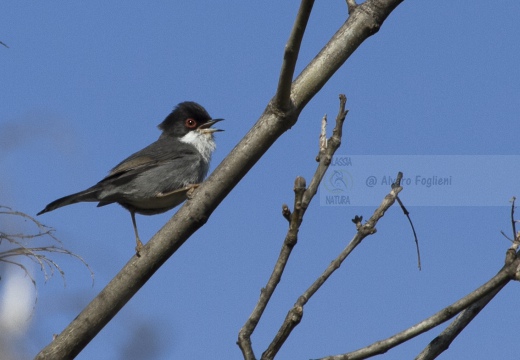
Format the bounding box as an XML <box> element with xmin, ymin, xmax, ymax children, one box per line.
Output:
<box><xmin>198</xmin><ymin>118</ymin><xmax>224</xmax><ymax>134</ymax></box>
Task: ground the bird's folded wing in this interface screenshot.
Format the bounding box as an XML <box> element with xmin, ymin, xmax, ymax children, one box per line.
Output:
<box><xmin>157</xmin><ymin>186</ymin><xmax>191</xmax><ymax>197</ymax></box>
<box><xmin>101</xmin><ymin>137</ymin><xmax>199</xmax><ymax>183</ymax></box>
<box><xmin>108</xmin><ymin>155</ymin><xmax>157</xmax><ymax>176</ymax></box>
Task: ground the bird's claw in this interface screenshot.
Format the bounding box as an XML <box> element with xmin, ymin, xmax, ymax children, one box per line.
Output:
<box><xmin>186</xmin><ymin>184</ymin><xmax>200</xmax><ymax>199</ymax></box>
<box><xmin>135</xmin><ymin>238</ymin><xmax>143</xmax><ymax>256</ymax></box>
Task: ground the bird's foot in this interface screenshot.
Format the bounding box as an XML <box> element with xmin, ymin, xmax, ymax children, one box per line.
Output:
<box><xmin>186</xmin><ymin>184</ymin><xmax>200</xmax><ymax>199</ymax></box>
<box><xmin>135</xmin><ymin>238</ymin><xmax>144</xmax><ymax>256</ymax></box>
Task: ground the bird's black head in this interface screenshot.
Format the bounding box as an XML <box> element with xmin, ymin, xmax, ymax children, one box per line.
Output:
<box><xmin>158</xmin><ymin>102</ymin><xmax>222</xmax><ymax>138</ymax></box>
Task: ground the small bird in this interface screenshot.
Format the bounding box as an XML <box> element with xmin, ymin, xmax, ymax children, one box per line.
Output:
<box><xmin>38</xmin><ymin>102</ymin><xmax>223</xmax><ymax>254</ymax></box>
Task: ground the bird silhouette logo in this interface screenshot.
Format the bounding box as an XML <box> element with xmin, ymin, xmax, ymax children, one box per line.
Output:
<box><xmin>324</xmin><ymin>169</ymin><xmax>352</xmax><ymax>194</ymax></box>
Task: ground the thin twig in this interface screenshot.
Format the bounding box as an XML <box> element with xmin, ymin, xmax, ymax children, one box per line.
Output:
<box><xmin>416</xmin><ymin>221</ymin><xmax>520</xmax><ymax>360</ymax></box>
<box><xmin>395</xmin><ymin>196</ymin><xmax>421</xmax><ymax>270</ymax></box>
<box><xmin>273</xmin><ymin>0</ymin><xmax>315</xmax><ymax>111</ymax></box>
<box><xmin>238</xmin><ymin>95</ymin><xmax>348</xmax><ymax>360</ymax></box>
<box><xmin>414</xmin><ymin>285</ymin><xmax>503</xmax><ymax>360</ymax></box>
<box><xmin>0</xmin><ymin>206</ymin><xmax>94</xmax><ymax>286</ymax></box>
<box><xmin>318</xmin><ymin>256</ymin><xmax>517</xmax><ymax>360</ymax></box>
<box><xmin>501</xmin><ymin>197</ymin><xmax>518</xmax><ymax>246</ymax></box>
<box><xmin>303</xmin><ymin>95</ymin><xmax>348</xmax><ymax>207</ymax></box>
<box><xmin>238</xmin><ymin>177</ymin><xmax>307</xmax><ymax>360</ymax></box>
<box><xmin>264</xmin><ymin>173</ymin><xmax>403</xmax><ymax>360</ymax></box>
<box><xmin>500</xmin><ymin>230</ymin><xmax>513</xmax><ymax>242</ymax></box>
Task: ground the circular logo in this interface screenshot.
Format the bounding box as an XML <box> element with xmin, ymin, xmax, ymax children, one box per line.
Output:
<box><xmin>323</xmin><ymin>169</ymin><xmax>353</xmax><ymax>194</ymax></box>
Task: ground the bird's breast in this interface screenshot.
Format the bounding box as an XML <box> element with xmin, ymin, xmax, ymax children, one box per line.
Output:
<box><xmin>179</xmin><ymin>131</ymin><xmax>216</xmax><ymax>164</ymax></box>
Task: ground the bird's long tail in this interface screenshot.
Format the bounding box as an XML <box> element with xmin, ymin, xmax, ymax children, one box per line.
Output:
<box><xmin>37</xmin><ymin>187</ymin><xmax>101</xmax><ymax>215</ymax></box>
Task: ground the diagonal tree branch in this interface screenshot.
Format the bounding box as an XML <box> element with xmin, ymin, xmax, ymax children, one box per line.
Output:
<box><xmin>238</xmin><ymin>95</ymin><xmax>348</xmax><ymax>360</ymax></box>
<box><xmin>35</xmin><ymin>1</ymin><xmax>404</xmax><ymax>359</ymax></box>
<box><xmin>414</xmin><ymin>286</ymin><xmax>503</xmax><ymax>360</ymax></box>
<box><xmin>415</xmin><ymin>228</ymin><xmax>520</xmax><ymax>360</ymax></box>
<box><xmin>319</xmin><ymin>254</ymin><xmax>519</xmax><ymax>360</ymax></box>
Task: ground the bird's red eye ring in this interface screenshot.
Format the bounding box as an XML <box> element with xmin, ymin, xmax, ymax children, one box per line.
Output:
<box><xmin>185</xmin><ymin>118</ymin><xmax>197</xmax><ymax>129</ymax></box>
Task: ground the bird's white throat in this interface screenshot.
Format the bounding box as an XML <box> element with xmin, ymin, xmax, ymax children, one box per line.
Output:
<box><xmin>180</xmin><ymin>131</ymin><xmax>216</xmax><ymax>164</ymax></box>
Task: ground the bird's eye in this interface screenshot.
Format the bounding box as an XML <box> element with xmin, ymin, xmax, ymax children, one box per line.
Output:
<box><xmin>185</xmin><ymin>118</ymin><xmax>197</xmax><ymax>129</ymax></box>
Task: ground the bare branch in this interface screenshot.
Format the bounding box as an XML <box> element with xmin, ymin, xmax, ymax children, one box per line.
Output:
<box><xmin>303</xmin><ymin>94</ymin><xmax>348</xmax><ymax>207</ymax></box>
<box><xmin>511</xmin><ymin>196</ymin><xmax>517</xmax><ymax>240</ymax></box>
<box><xmin>346</xmin><ymin>0</ymin><xmax>358</xmax><ymax>14</ymax></box>
<box><xmin>0</xmin><ymin>207</ymin><xmax>61</xmax><ymax>243</ymax></box>
<box><xmin>416</xmin><ymin>221</ymin><xmax>520</xmax><ymax>359</ymax></box>
<box><xmin>263</xmin><ymin>173</ymin><xmax>403</xmax><ymax>359</ymax></box>
<box><xmin>415</xmin><ymin>286</ymin><xmax>503</xmax><ymax>360</ymax></box>
<box><xmin>319</xmin><ymin>257</ymin><xmax>517</xmax><ymax>360</ymax></box>
<box><xmin>1</xmin><ymin>258</ymin><xmax>36</xmax><ymax>286</ymax></box>
<box><xmin>273</xmin><ymin>0</ymin><xmax>315</xmax><ymax>112</ymax></box>
<box><xmin>238</xmin><ymin>176</ymin><xmax>306</xmax><ymax>360</ymax></box>
<box><xmin>239</xmin><ymin>95</ymin><xmax>348</xmax><ymax>359</ymax></box>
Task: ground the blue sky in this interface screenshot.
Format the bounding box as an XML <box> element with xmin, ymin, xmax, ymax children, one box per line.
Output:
<box><xmin>2</xmin><ymin>2</ymin><xmax>520</xmax><ymax>359</ymax></box>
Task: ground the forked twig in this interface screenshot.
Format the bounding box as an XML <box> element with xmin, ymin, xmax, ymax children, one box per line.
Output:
<box><xmin>319</xmin><ymin>230</ymin><xmax>520</xmax><ymax>360</ymax></box>
<box><xmin>264</xmin><ymin>173</ymin><xmax>403</xmax><ymax>359</ymax></box>
<box><xmin>238</xmin><ymin>95</ymin><xmax>348</xmax><ymax>360</ymax></box>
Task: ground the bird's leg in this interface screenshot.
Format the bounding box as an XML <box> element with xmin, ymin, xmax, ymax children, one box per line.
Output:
<box><xmin>131</xmin><ymin>211</ymin><xmax>143</xmax><ymax>255</ymax></box>
<box><xmin>186</xmin><ymin>184</ymin><xmax>200</xmax><ymax>199</ymax></box>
